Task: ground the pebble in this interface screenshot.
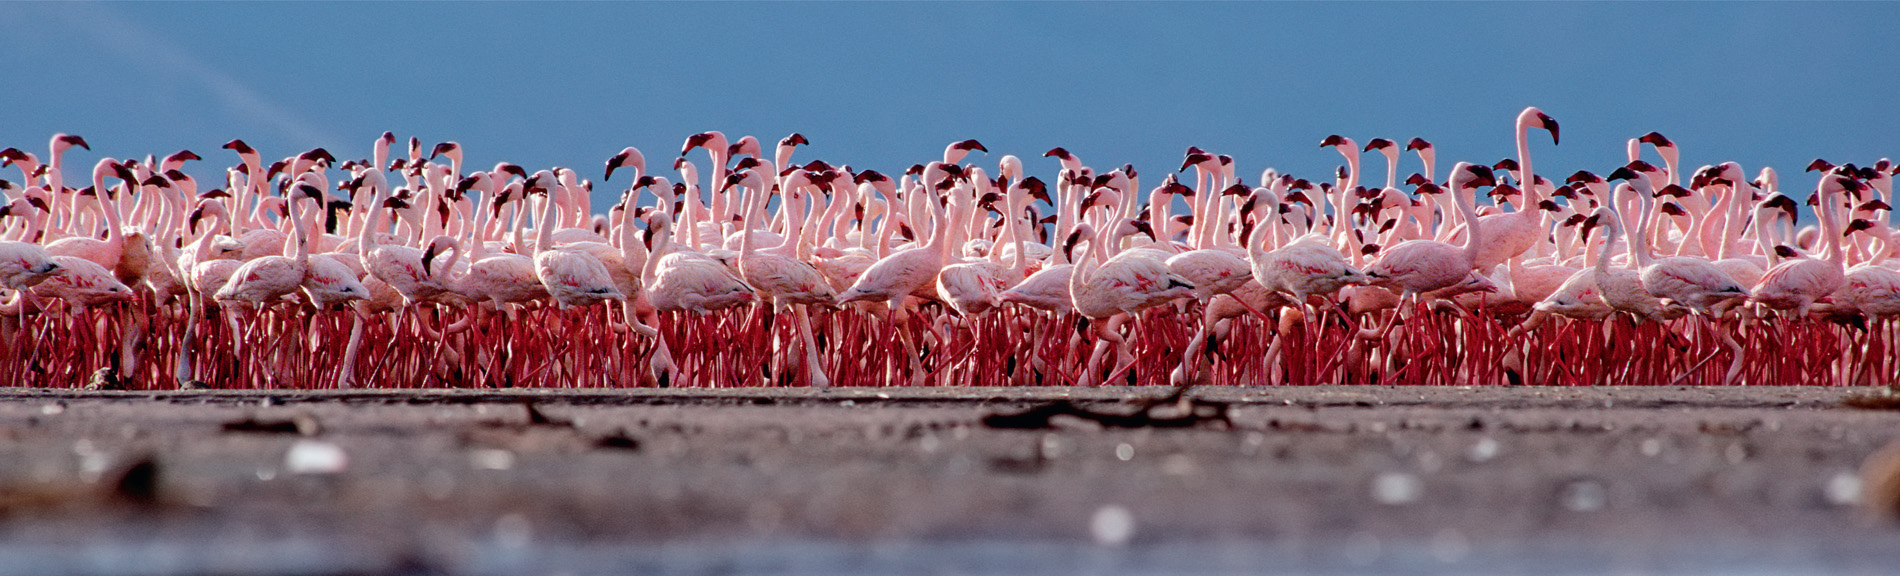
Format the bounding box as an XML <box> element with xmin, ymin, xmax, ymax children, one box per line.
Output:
<box><xmin>1372</xmin><ymin>472</ymin><xmax>1422</xmax><ymax>505</ymax></box>
<box><xmin>1467</xmin><ymin>438</ymin><xmax>1500</xmax><ymax>463</ymax></box>
<box><xmin>469</xmin><ymin>448</ymin><xmax>516</xmax><ymax>471</ymax></box>
<box><xmin>1115</xmin><ymin>443</ymin><xmax>1135</xmax><ymax>461</ymax></box>
<box><xmin>1089</xmin><ymin>505</ymin><xmax>1134</xmax><ymax>546</ymax></box>
<box><xmin>1560</xmin><ymin>479</ymin><xmax>1606</xmax><ymax>512</ymax></box>
<box><xmin>1826</xmin><ymin>472</ymin><xmax>1862</xmax><ymax>506</ymax></box>
<box><xmin>285</xmin><ymin>440</ymin><xmax>348</xmax><ymax>474</ymax></box>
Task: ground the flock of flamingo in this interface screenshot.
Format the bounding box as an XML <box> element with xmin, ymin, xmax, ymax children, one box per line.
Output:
<box><xmin>0</xmin><ymin>107</ymin><xmax>1895</xmax><ymax>390</ymax></box>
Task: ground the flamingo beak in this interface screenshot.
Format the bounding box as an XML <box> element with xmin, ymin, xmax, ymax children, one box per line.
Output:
<box><xmin>1539</xmin><ymin>113</ymin><xmax>1559</xmax><ymax>145</ymax></box>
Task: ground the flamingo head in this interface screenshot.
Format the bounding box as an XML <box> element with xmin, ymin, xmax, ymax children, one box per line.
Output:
<box><xmin>1518</xmin><ymin>107</ymin><xmax>1559</xmax><ymax>145</ymax></box>
<box><xmin>1638</xmin><ymin>131</ymin><xmax>1674</xmax><ymax>150</ymax></box>
<box><xmin>1179</xmin><ymin>152</ymin><xmax>1211</xmax><ymax>173</ymax></box>
<box><xmin>52</xmin><ymin>134</ymin><xmax>90</xmax><ymax>155</ymax></box>
<box><xmin>944</xmin><ymin>139</ymin><xmax>987</xmax><ymax>164</ymax></box>
<box><xmin>222</xmin><ymin>139</ymin><xmax>256</xmax><ymax>156</ymax></box>
<box><xmin>682</xmin><ymin>131</ymin><xmax>728</xmax><ymax>156</ymax></box>
<box><xmin>1456</xmin><ymin>163</ymin><xmax>1499</xmax><ymax>189</ymax></box>
<box><xmin>728</xmin><ymin>135</ymin><xmax>763</xmax><ymax>161</ymax></box>
<box><xmin>605</xmin><ymin>147</ymin><xmax>646</xmax><ymax>182</ymax></box>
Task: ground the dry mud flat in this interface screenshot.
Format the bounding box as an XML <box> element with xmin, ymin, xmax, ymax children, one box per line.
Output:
<box><xmin>1</xmin><ymin>386</ymin><xmax>1899</xmax><ymax>575</ymax></box>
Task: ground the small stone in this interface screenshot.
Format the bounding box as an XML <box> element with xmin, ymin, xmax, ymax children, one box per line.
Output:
<box><xmin>285</xmin><ymin>440</ymin><xmax>348</xmax><ymax>474</ymax></box>
<box><xmin>1826</xmin><ymin>472</ymin><xmax>1862</xmax><ymax>506</ymax></box>
<box><xmin>469</xmin><ymin>448</ymin><xmax>515</xmax><ymax>471</ymax></box>
<box><xmin>1373</xmin><ymin>472</ymin><xmax>1422</xmax><ymax>505</ymax></box>
<box><xmin>1115</xmin><ymin>443</ymin><xmax>1135</xmax><ymax>461</ymax></box>
<box><xmin>1161</xmin><ymin>454</ymin><xmax>1197</xmax><ymax>476</ymax></box>
<box><xmin>1560</xmin><ymin>479</ymin><xmax>1607</xmax><ymax>512</ymax></box>
<box><xmin>1040</xmin><ymin>434</ymin><xmax>1066</xmax><ymax>459</ymax></box>
<box><xmin>1090</xmin><ymin>505</ymin><xmax>1134</xmax><ymax>546</ymax></box>
<box><xmin>1467</xmin><ymin>438</ymin><xmax>1500</xmax><ymax>463</ymax></box>
<box><xmin>39</xmin><ymin>403</ymin><xmax>64</xmax><ymax>416</ymax></box>
<box><xmin>1640</xmin><ymin>438</ymin><xmax>1663</xmax><ymax>457</ymax></box>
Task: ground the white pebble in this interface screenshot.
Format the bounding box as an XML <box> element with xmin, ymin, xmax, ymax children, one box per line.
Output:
<box><xmin>285</xmin><ymin>440</ymin><xmax>348</xmax><ymax>474</ymax></box>
<box><xmin>1826</xmin><ymin>472</ymin><xmax>1862</xmax><ymax>506</ymax></box>
<box><xmin>469</xmin><ymin>448</ymin><xmax>516</xmax><ymax>471</ymax></box>
<box><xmin>1467</xmin><ymin>437</ymin><xmax>1500</xmax><ymax>462</ymax></box>
<box><xmin>1561</xmin><ymin>480</ymin><xmax>1606</xmax><ymax>512</ymax></box>
<box><xmin>39</xmin><ymin>403</ymin><xmax>64</xmax><ymax>415</ymax></box>
<box><xmin>1115</xmin><ymin>443</ymin><xmax>1135</xmax><ymax>461</ymax></box>
<box><xmin>1090</xmin><ymin>505</ymin><xmax>1135</xmax><ymax>546</ymax></box>
<box><xmin>1372</xmin><ymin>472</ymin><xmax>1422</xmax><ymax>505</ymax></box>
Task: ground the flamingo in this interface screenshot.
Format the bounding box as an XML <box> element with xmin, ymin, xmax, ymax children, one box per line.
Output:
<box><xmin>1067</xmin><ymin>221</ymin><xmax>1195</xmax><ymax>386</ymax></box>
<box><xmin>733</xmin><ymin>167</ymin><xmax>836</xmax><ymax>387</ymax></box>
<box><xmin>0</xmin><ymin>201</ymin><xmax>62</xmax><ymax>288</ymax></box>
<box><xmin>45</xmin><ymin>159</ymin><xmax>133</xmax><ymax>273</ymax></box>
<box><xmin>1752</xmin><ymin>170</ymin><xmax>1857</xmax><ymax>316</ymax></box>
<box><xmin>1464</xmin><ymin>107</ymin><xmax>1559</xmax><ymax>271</ymax></box>
<box><xmin>524</xmin><ymin>171</ymin><xmax>622</xmax><ymax>308</ymax></box>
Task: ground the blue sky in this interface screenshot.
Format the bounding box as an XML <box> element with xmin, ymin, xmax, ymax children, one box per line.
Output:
<box><xmin>3</xmin><ymin>2</ymin><xmax>1896</xmax><ymax>210</ymax></box>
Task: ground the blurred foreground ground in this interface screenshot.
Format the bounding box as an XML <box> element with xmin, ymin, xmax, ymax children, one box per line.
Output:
<box><xmin>2</xmin><ymin>385</ymin><xmax>1899</xmax><ymax>575</ymax></box>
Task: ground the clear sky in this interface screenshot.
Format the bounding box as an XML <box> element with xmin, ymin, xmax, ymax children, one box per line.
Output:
<box><xmin>3</xmin><ymin>2</ymin><xmax>1896</xmax><ymax>210</ymax></box>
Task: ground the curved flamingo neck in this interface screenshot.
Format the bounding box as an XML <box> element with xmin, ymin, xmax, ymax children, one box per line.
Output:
<box><xmin>1625</xmin><ymin>182</ymin><xmax>1657</xmax><ymax>269</ymax></box>
<box><xmin>533</xmin><ymin>189</ymin><xmax>556</xmax><ymax>258</ymax></box>
<box><xmin>287</xmin><ymin>190</ymin><xmax>308</xmax><ymax>265</ymax></box>
<box><xmin>1596</xmin><ymin>210</ymin><xmax>1622</xmax><ymax>275</ymax></box>
<box><xmin>1454</xmin><ymin>175</ymin><xmax>1481</xmax><ymax>266</ymax></box>
<box><xmin>641</xmin><ymin>217</ymin><xmax>670</xmax><ymax>285</ymax></box>
<box><xmin>1817</xmin><ymin>180</ymin><xmax>1845</xmax><ymax>266</ymax></box>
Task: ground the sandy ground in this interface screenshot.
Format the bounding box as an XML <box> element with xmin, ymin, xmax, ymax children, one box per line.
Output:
<box><xmin>2</xmin><ymin>385</ymin><xmax>1900</xmax><ymax>575</ymax></box>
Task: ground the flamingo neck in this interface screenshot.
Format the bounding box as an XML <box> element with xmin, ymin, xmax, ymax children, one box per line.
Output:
<box><xmin>1627</xmin><ymin>184</ymin><xmax>1657</xmax><ymax>269</ymax></box>
<box><xmin>1817</xmin><ymin>182</ymin><xmax>1845</xmax><ymax>266</ymax></box>
<box><xmin>534</xmin><ymin>192</ymin><xmax>556</xmax><ymax>258</ymax></box>
<box><xmin>1456</xmin><ymin>179</ymin><xmax>1481</xmax><ymax>266</ymax></box>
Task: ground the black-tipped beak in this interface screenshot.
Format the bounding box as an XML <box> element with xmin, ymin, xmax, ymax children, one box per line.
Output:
<box><xmin>1468</xmin><ymin>165</ymin><xmax>1498</xmax><ymax>187</ymax></box>
<box><xmin>1845</xmin><ymin>219</ymin><xmax>1874</xmax><ymax>236</ymax></box>
<box><xmin>422</xmin><ymin>243</ymin><xmax>440</xmax><ymax>274</ymax></box>
<box><xmin>1539</xmin><ymin>113</ymin><xmax>1559</xmax><ymax>145</ymax></box>
<box><xmin>1131</xmin><ymin>220</ymin><xmax>1156</xmax><ymax>240</ymax></box>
